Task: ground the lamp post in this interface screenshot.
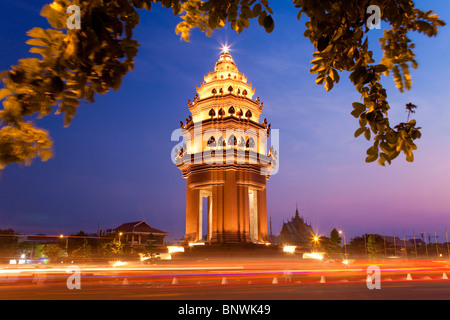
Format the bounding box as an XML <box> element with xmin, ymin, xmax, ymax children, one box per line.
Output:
<box><xmin>434</xmin><ymin>230</ymin><xmax>439</xmax><ymax>260</ymax></box>
<box><xmin>313</xmin><ymin>235</ymin><xmax>319</xmax><ymax>252</ymax></box>
<box><xmin>339</xmin><ymin>230</ymin><xmax>347</xmax><ymax>260</ymax></box>
<box><xmin>60</xmin><ymin>234</ymin><xmax>68</xmax><ymax>258</ymax></box>
<box><xmin>119</xmin><ymin>232</ymin><xmax>123</xmax><ymax>254</ymax></box>
<box><xmin>413</xmin><ymin>231</ymin><xmax>418</xmax><ymax>259</ymax></box>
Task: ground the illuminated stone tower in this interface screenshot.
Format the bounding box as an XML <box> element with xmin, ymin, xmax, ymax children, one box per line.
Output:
<box><xmin>174</xmin><ymin>49</ymin><xmax>277</xmax><ymax>245</ymax></box>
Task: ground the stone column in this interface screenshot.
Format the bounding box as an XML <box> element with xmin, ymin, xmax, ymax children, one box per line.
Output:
<box><xmin>223</xmin><ymin>170</ymin><xmax>239</xmax><ymax>242</ymax></box>
<box><xmin>237</xmin><ymin>184</ymin><xmax>250</xmax><ymax>243</ymax></box>
<box><xmin>185</xmin><ymin>183</ymin><xmax>200</xmax><ymax>242</ymax></box>
<box><xmin>257</xmin><ymin>188</ymin><xmax>268</xmax><ymax>242</ymax></box>
<box><xmin>248</xmin><ymin>189</ymin><xmax>258</xmax><ymax>242</ymax></box>
<box><xmin>211</xmin><ymin>184</ymin><xmax>224</xmax><ymax>243</ymax></box>
<box><xmin>207</xmin><ymin>195</ymin><xmax>212</xmax><ymax>241</ymax></box>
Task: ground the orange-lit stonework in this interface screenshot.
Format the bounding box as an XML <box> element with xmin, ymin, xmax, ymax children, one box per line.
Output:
<box><xmin>175</xmin><ymin>50</ymin><xmax>276</xmax><ymax>245</ymax></box>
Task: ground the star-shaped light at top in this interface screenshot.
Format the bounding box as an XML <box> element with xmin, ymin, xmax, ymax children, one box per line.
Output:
<box><xmin>221</xmin><ymin>44</ymin><xmax>230</xmax><ymax>54</ymax></box>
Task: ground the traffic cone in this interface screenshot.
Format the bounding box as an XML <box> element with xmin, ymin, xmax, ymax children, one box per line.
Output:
<box><xmin>443</xmin><ymin>273</ymin><xmax>448</xmax><ymax>280</ymax></box>
<box><xmin>320</xmin><ymin>276</ymin><xmax>326</xmax><ymax>283</ymax></box>
<box><xmin>172</xmin><ymin>278</ymin><xmax>179</xmax><ymax>285</ymax></box>
<box><xmin>221</xmin><ymin>277</ymin><xmax>228</xmax><ymax>285</ymax></box>
<box><xmin>122</xmin><ymin>278</ymin><xmax>129</xmax><ymax>286</ymax></box>
<box><xmin>406</xmin><ymin>274</ymin><xmax>413</xmax><ymax>281</ymax></box>
<box><xmin>272</xmin><ymin>277</ymin><xmax>278</xmax><ymax>284</ymax></box>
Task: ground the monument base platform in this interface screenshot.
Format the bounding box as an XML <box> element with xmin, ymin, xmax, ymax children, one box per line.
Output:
<box><xmin>177</xmin><ymin>243</ymin><xmax>285</xmax><ymax>258</ymax></box>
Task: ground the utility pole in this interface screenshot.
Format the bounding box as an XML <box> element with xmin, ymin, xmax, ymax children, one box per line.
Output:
<box><xmin>393</xmin><ymin>233</ymin><xmax>397</xmax><ymax>257</ymax></box>
<box><xmin>364</xmin><ymin>234</ymin><xmax>368</xmax><ymax>260</ymax></box>
<box><xmin>434</xmin><ymin>230</ymin><xmax>439</xmax><ymax>259</ymax></box>
<box><xmin>403</xmin><ymin>231</ymin><xmax>407</xmax><ymax>260</ymax></box>
<box><xmin>413</xmin><ymin>231</ymin><xmax>418</xmax><ymax>259</ymax></box>
<box><xmin>446</xmin><ymin>227</ymin><xmax>450</xmax><ymax>259</ymax></box>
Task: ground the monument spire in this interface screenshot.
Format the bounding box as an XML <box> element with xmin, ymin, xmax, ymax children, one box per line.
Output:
<box><xmin>175</xmin><ymin>50</ymin><xmax>277</xmax><ymax>245</ymax></box>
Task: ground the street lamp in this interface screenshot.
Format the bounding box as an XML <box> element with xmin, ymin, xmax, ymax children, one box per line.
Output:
<box><xmin>313</xmin><ymin>235</ymin><xmax>319</xmax><ymax>251</ymax></box>
<box><xmin>60</xmin><ymin>234</ymin><xmax>68</xmax><ymax>258</ymax></box>
<box><xmin>339</xmin><ymin>230</ymin><xmax>347</xmax><ymax>260</ymax></box>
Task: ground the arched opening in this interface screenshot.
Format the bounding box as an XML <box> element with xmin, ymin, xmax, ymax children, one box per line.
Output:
<box><xmin>238</xmin><ymin>137</ymin><xmax>246</xmax><ymax>148</ymax></box>
<box><xmin>217</xmin><ymin>136</ymin><xmax>226</xmax><ymax>148</ymax></box>
<box><xmin>199</xmin><ymin>189</ymin><xmax>212</xmax><ymax>242</ymax></box>
<box><xmin>228</xmin><ymin>135</ymin><xmax>237</xmax><ymax>146</ymax></box>
<box><xmin>246</xmin><ymin>137</ymin><xmax>255</xmax><ymax>149</ymax></box>
<box><xmin>207</xmin><ymin>136</ymin><xmax>216</xmax><ymax>147</ymax></box>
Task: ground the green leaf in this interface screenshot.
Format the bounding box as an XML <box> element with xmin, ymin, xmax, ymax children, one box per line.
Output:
<box><xmin>310</xmin><ymin>64</ymin><xmax>325</xmax><ymax>74</ymax></box>
<box><xmin>359</xmin><ymin>117</ymin><xmax>367</xmax><ymax>127</ymax></box>
<box><xmin>364</xmin><ymin>128</ymin><xmax>371</xmax><ymax>141</ymax></box>
<box><xmin>330</xmin><ymin>68</ymin><xmax>340</xmax><ymax>83</ymax></box>
<box><xmin>26</xmin><ymin>38</ymin><xmax>48</xmax><ymax>47</ymax></box>
<box><xmin>0</xmin><ymin>88</ymin><xmax>12</xmax><ymax>101</ymax></box>
<box><xmin>367</xmin><ymin>145</ymin><xmax>378</xmax><ymax>156</ymax></box>
<box><xmin>315</xmin><ymin>76</ymin><xmax>325</xmax><ymax>85</ymax></box>
<box><xmin>29</xmin><ymin>47</ymin><xmax>48</xmax><ymax>58</ymax></box>
<box><xmin>374</xmin><ymin>64</ymin><xmax>388</xmax><ymax>73</ymax></box>
<box><xmin>258</xmin><ymin>11</ymin><xmax>267</xmax><ymax>27</ymax></box>
<box><xmin>351</xmin><ymin>102</ymin><xmax>366</xmax><ymax>118</ymax></box>
<box><xmin>252</xmin><ymin>3</ymin><xmax>262</xmax><ymax>17</ymax></box>
<box><xmin>324</xmin><ymin>76</ymin><xmax>334</xmax><ymax>91</ymax></box>
<box><xmin>241</xmin><ymin>6</ymin><xmax>252</xmax><ymax>17</ymax></box>
<box><xmin>406</xmin><ymin>153</ymin><xmax>414</xmax><ymax>162</ymax></box>
<box><xmin>263</xmin><ymin>15</ymin><xmax>274</xmax><ymax>33</ymax></box>
<box><xmin>310</xmin><ymin>57</ymin><xmax>323</xmax><ymax>65</ymax></box>
<box><xmin>354</xmin><ymin>127</ymin><xmax>366</xmax><ymax>138</ymax></box>
<box><xmin>365</xmin><ymin>154</ymin><xmax>378</xmax><ymax>163</ymax></box>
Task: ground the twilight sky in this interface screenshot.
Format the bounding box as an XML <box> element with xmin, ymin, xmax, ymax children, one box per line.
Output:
<box><xmin>0</xmin><ymin>1</ymin><xmax>449</xmax><ymax>243</ymax></box>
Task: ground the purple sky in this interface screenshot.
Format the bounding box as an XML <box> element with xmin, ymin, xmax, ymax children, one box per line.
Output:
<box><xmin>0</xmin><ymin>1</ymin><xmax>449</xmax><ymax>243</ymax></box>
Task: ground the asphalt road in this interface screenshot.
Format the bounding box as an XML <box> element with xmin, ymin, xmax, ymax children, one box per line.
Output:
<box><xmin>1</xmin><ymin>257</ymin><xmax>450</xmax><ymax>300</ymax></box>
<box><xmin>1</xmin><ymin>279</ymin><xmax>450</xmax><ymax>300</ymax></box>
